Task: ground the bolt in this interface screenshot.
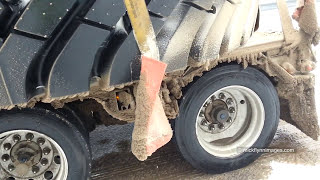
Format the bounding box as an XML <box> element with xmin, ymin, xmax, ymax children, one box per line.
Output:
<box><xmin>226</xmin><ymin>98</ymin><xmax>233</xmax><ymax>104</ymax></box>
<box><xmin>43</xmin><ymin>147</ymin><xmax>51</xmax><ymax>155</ymax></box>
<box><xmin>2</xmin><ymin>154</ymin><xmax>9</xmax><ymax>162</ymax></box>
<box><xmin>218</xmin><ymin>124</ymin><xmax>225</xmax><ymax>129</ymax></box>
<box><xmin>26</xmin><ymin>133</ymin><xmax>34</xmax><ymax>141</ymax></box>
<box><xmin>200</xmin><ymin>119</ymin><xmax>207</xmax><ymax>126</ymax></box>
<box><xmin>204</xmin><ymin>102</ymin><xmax>209</xmax><ymax>107</ymax></box>
<box><xmin>211</xmin><ymin>95</ymin><xmax>216</xmax><ymax>101</ymax></box>
<box><xmin>32</xmin><ymin>165</ymin><xmax>40</xmax><ymax>174</ymax></box>
<box><xmin>8</xmin><ymin>164</ymin><xmax>15</xmax><ymax>171</ymax></box>
<box><xmin>229</xmin><ymin>107</ymin><xmax>235</xmax><ymax>113</ymax></box>
<box><xmin>13</xmin><ymin>134</ymin><xmax>21</xmax><ymax>142</ymax></box>
<box><xmin>3</xmin><ymin>143</ymin><xmax>11</xmax><ymax>151</ymax></box>
<box><xmin>199</xmin><ymin>112</ymin><xmax>205</xmax><ymax>117</ymax></box>
<box><xmin>208</xmin><ymin>124</ymin><xmax>215</xmax><ymax>131</ymax></box>
<box><xmin>37</xmin><ymin>138</ymin><xmax>45</xmax><ymax>145</ymax></box>
<box><xmin>219</xmin><ymin>93</ymin><xmax>225</xmax><ymax>99</ymax></box>
<box><xmin>227</xmin><ymin>118</ymin><xmax>232</xmax><ymax>123</ymax></box>
<box><xmin>41</xmin><ymin>158</ymin><xmax>48</xmax><ymax>166</ymax></box>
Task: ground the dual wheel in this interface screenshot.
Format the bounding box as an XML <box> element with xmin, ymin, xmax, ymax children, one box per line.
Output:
<box><xmin>175</xmin><ymin>65</ymin><xmax>280</xmax><ymax>173</ymax></box>
<box><xmin>0</xmin><ymin>108</ymin><xmax>90</xmax><ymax>180</ymax></box>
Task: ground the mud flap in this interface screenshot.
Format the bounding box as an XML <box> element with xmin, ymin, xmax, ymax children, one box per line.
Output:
<box><xmin>279</xmin><ymin>76</ymin><xmax>319</xmax><ymax>140</ymax></box>
<box><xmin>131</xmin><ymin>56</ymin><xmax>173</xmax><ymax>161</ymax></box>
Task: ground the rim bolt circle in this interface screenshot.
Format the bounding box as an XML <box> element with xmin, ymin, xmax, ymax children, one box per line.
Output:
<box><xmin>8</xmin><ymin>164</ymin><xmax>15</xmax><ymax>171</ymax></box>
<box><xmin>43</xmin><ymin>147</ymin><xmax>51</xmax><ymax>155</ymax></box>
<box><xmin>229</xmin><ymin>107</ymin><xmax>235</xmax><ymax>113</ymax></box>
<box><xmin>26</xmin><ymin>133</ymin><xmax>34</xmax><ymax>141</ymax></box>
<box><xmin>3</xmin><ymin>143</ymin><xmax>11</xmax><ymax>151</ymax></box>
<box><xmin>219</xmin><ymin>93</ymin><xmax>225</xmax><ymax>99</ymax></box>
<box><xmin>13</xmin><ymin>134</ymin><xmax>21</xmax><ymax>142</ymax></box>
<box><xmin>41</xmin><ymin>158</ymin><xmax>48</xmax><ymax>166</ymax></box>
<box><xmin>37</xmin><ymin>138</ymin><xmax>45</xmax><ymax>145</ymax></box>
<box><xmin>2</xmin><ymin>154</ymin><xmax>9</xmax><ymax>162</ymax></box>
<box><xmin>32</xmin><ymin>165</ymin><xmax>40</xmax><ymax>174</ymax></box>
<box><xmin>226</xmin><ymin>98</ymin><xmax>233</xmax><ymax>104</ymax></box>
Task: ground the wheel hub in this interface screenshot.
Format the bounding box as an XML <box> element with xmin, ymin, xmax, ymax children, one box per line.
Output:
<box><xmin>0</xmin><ymin>130</ymin><xmax>67</xmax><ymax>180</ymax></box>
<box><xmin>199</xmin><ymin>92</ymin><xmax>236</xmax><ymax>134</ymax></box>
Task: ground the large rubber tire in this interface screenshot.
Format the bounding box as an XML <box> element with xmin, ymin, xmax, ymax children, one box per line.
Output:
<box><xmin>0</xmin><ymin>107</ymin><xmax>91</xmax><ymax>179</ymax></box>
<box><xmin>175</xmin><ymin>65</ymin><xmax>280</xmax><ymax>173</ymax></box>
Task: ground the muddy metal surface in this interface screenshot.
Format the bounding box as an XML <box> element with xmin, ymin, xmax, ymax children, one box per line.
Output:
<box><xmin>91</xmin><ymin>1</ymin><xmax>320</xmax><ymax>179</ymax></box>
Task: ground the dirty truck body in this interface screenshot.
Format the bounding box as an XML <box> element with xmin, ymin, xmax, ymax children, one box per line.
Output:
<box><xmin>0</xmin><ymin>0</ymin><xmax>318</xmax><ymax>179</ymax></box>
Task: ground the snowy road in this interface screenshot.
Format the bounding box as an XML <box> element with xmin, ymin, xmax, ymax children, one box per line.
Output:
<box><xmin>91</xmin><ymin>1</ymin><xmax>320</xmax><ymax>179</ymax></box>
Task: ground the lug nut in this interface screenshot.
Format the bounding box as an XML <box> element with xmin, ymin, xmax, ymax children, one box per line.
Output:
<box><xmin>13</xmin><ymin>134</ymin><xmax>21</xmax><ymax>142</ymax></box>
<box><xmin>211</xmin><ymin>95</ymin><xmax>216</xmax><ymax>101</ymax></box>
<box><xmin>41</xmin><ymin>158</ymin><xmax>48</xmax><ymax>166</ymax></box>
<box><xmin>26</xmin><ymin>133</ymin><xmax>34</xmax><ymax>141</ymax></box>
<box><xmin>8</xmin><ymin>164</ymin><xmax>15</xmax><ymax>171</ymax></box>
<box><xmin>218</xmin><ymin>124</ymin><xmax>225</xmax><ymax>129</ymax></box>
<box><xmin>200</xmin><ymin>119</ymin><xmax>207</xmax><ymax>126</ymax></box>
<box><xmin>208</xmin><ymin>124</ymin><xmax>215</xmax><ymax>131</ymax></box>
<box><xmin>199</xmin><ymin>112</ymin><xmax>205</xmax><ymax>117</ymax></box>
<box><xmin>227</xmin><ymin>118</ymin><xmax>232</xmax><ymax>123</ymax></box>
<box><xmin>37</xmin><ymin>138</ymin><xmax>45</xmax><ymax>145</ymax></box>
<box><xmin>229</xmin><ymin>107</ymin><xmax>235</xmax><ymax>113</ymax></box>
<box><xmin>219</xmin><ymin>93</ymin><xmax>225</xmax><ymax>99</ymax></box>
<box><xmin>43</xmin><ymin>147</ymin><xmax>51</xmax><ymax>155</ymax></box>
<box><xmin>226</xmin><ymin>98</ymin><xmax>233</xmax><ymax>104</ymax></box>
<box><xmin>3</xmin><ymin>143</ymin><xmax>11</xmax><ymax>151</ymax></box>
<box><xmin>2</xmin><ymin>154</ymin><xmax>9</xmax><ymax>162</ymax></box>
<box><xmin>204</xmin><ymin>102</ymin><xmax>209</xmax><ymax>107</ymax></box>
<box><xmin>32</xmin><ymin>165</ymin><xmax>40</xmax><ymax>174</ymax></box>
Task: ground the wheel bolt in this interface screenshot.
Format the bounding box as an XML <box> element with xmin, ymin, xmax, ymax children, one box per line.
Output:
<box><xmin>208</xmin><ymin>124</ymin><xmax>215</xmax><ymax>131</ymax></box>
<box><xmin>26</xmin><ymin>133</ymin><xmax>34</xmax><ymax>141</ymax></box>
<box><xmin>204</xmin><ymin>102</ymin><xmax>209</xmax><ymax>107</ymax></box>
<box><xmin>43</xmin><ymin>147</ymin><xmax>51</xmax><ymax>155</ymax></box>
<box><xmin>200</xmin><ymin>119</ymin><xmax>207</xmax><ymax>126</ymax></box>
<box><xmin>13</xmin><ymin>134</ymin><xmax>21</xmax><ymax>142</ymax></box>
<box><xmin>229</xmin><ymin>107</ymin><xmax>235</xmax><ymax>113</ymax></box>
<box><xmin>199</xmin><ymin>112</ymin><xmax>205</xmax><ymax>117</ymax></box>
<box><xmin>227</xmin><ymin>118</ymin><xmax>232</xmax><ymax>123</ymax></box>
<box><xmin>8</xmin><ymin>164</ymin><xmax>15</xmax><ymax>171</ymax></box>
<box><xmin>2</xmin><ymin>154</ymin><xmax>9</xmax><ymax>162</ymax></box>
<box><xmin>226</xmin><ymin>98</ymin><xmax>233</xmax><ymax>104</ymax></box>
<box><xmin>218</xmin><ymin>124</ymin><xmax>225</xmax><ymax>129</ymax></box>
<box><xmin>37</xmin><ymin>138</ymin><xmax>45</xmax><ymax>145</ymax></box>
<box><xmin>41</xmin><ymin>158</ymin><xmax>48</xmax><ymax>166</ymax></box>
<box><xmin>3</xmin><ymin>143</ymin><xmax>11</xmax><ymax>151</ymax></box>
<box><xmin>219</xmin><ymin>93</ymin><xmax>225</xmax><ymax>99</ymax></box>
<box><xmin>32</xmin><ymin>165</ymin><xmax>39</xmax><ymax>174</ymax></box>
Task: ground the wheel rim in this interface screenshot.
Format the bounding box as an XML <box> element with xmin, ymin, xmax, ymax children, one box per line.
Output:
<box><xmin>196</xmin><ymin>85</ymin><xmax>265</xmax><ymax>158</ymax></box>
<box><xmin>0</xmin><ymin>130</ymin><xmax>68</xmax><ymax>180</ymax></box>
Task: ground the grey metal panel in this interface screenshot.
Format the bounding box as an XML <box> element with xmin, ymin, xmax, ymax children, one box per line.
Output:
<box><xmin>85</xmin><ymin>0</ymin><xmax>126</xmax><ymax>27</ymax></box>
<box><xmin>14</xmin><ymin>0</ymin><xmax>77</xmax><ymax>37</ymax></box>
<box><xmin>109</xmin><ymin>33</ymin><xmax>140</xmax><ymax>86</ymax></box>
<box><xmin>0</xmin><ymin>34</ymin><xmax>43</xmax><ymax>104</ymax></box>
<box><xmin>148</xmin><ymin>0</ymin><xmax>179</xmax><ymax>17</ymax></box>
<box><xmin>49</xmin><ymin>24</ymin><xmax>109</xmax><ymax>98</ymax></box>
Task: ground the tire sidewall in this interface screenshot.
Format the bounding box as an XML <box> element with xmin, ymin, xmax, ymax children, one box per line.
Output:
<box><xmin>175</xmin><ymin>65</ymin><xmax>280</xmax><ymax>173</ymax></box>
<box><xmin>0</xmin><ymin>109</ymin><xmax>90</xmax><ymax>180</ymax></box>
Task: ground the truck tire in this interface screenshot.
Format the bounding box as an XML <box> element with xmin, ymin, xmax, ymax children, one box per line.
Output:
<box><xmin>0</xmin><ymin>107</ymin><xmax>91</xmax><ymax>180</ymax></box>
<box><xmin>175</xmin><ymin>65</ymin><xmax>280</xmax><ymax>173</ymax></box>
